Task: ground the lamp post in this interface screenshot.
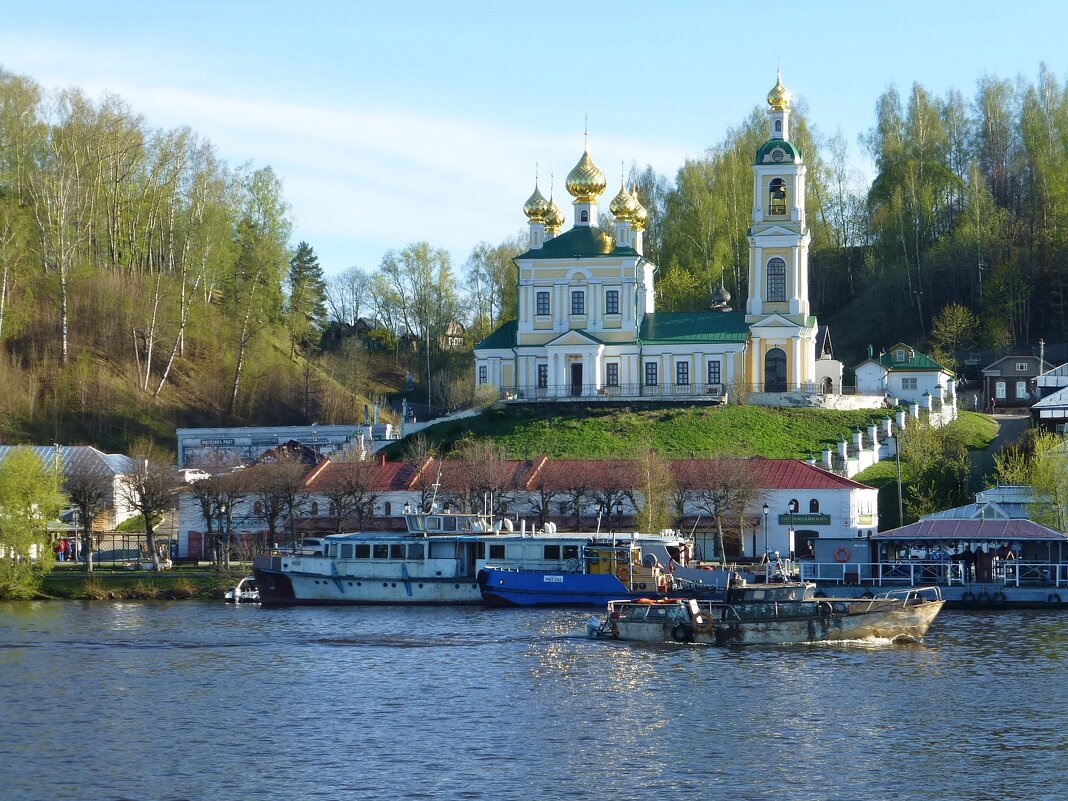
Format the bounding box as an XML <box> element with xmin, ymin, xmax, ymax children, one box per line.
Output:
<box><xmin>616</xmin><ymin>500</ymin><xmax>623</xmax><ymax>533</ymax></box>
<box><xmin>762</xmin><ymin>503</ymin><xmax>769</xmax><ymax>561</ymax></box>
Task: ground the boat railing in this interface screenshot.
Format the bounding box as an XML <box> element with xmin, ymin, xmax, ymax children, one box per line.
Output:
<box><xmin>801</xmin><ymin>559</ymin><xmax>1068</xmax><ymax>588</ymax></box>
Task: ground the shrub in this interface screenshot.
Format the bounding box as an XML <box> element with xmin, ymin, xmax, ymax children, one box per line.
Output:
<box><xmin>130</xmin><ymin>580</ymin><xmax>160</xmax><ymax>599</ymax></box>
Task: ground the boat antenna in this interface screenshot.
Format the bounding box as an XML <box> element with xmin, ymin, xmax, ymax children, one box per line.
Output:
<box><xmin>426</xmin><ymin>464</ymin><xmax>442</xmax><ymax>514</ymax></box>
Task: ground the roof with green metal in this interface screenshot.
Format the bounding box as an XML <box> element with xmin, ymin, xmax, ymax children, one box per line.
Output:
<box><xmin>879</xmin><ymin>343</ymin><xmax>951</xmax><ymax>373</ymax></box>
<box><xmin>517</xmin><ymin>225</ymin><xmax>639</xmax><ymax>260</ymax></box>
<box><xmin>474</xmin><ymin>319</ymin><xmax>517</xmax><ymax>351</ymax></box>
<box><xmin>639</xmin><ymin>311</ymin><xmax>750</xmax><ymax>344</ymax></box>
<box><xmin>755</xmin><ymin>139</ymin><xmax>803</xmax><ymax>164</ymax></box>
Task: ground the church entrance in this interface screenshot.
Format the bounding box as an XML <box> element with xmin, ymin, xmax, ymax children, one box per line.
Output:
<box><xmin>570</xmin><ymin>363</ymin><xmax>583</xmax><ymax>396</ymax></box>
<box><xmin>764</xmin><ymin>348</ymin><xmax>786</xmax><ymax>392</ymax></box>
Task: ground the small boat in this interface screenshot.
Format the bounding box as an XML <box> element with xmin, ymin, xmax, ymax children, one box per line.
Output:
<box><xmin>224</xmin><ymin>576</ymin><xmax>260</xmax><ymax>604</ymax></box>
<box><xmin>587</xmin><ymin>581</ymin><xmax>944</xmax><ymax>645</ymax></box>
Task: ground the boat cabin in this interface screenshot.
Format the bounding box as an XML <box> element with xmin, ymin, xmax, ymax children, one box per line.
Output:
<box><xmin>725</xmin><ymin>582</ymin><xmax>816</xmax><ymax>604</ymax></box>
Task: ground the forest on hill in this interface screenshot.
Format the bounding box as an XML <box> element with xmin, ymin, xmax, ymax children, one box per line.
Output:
<box><xmin>1</xmin><ymin>64</ymin><xmax>1065</xmax><ymax>452</ymax></box>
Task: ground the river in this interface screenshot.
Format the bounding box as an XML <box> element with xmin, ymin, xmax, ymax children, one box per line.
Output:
<box><xmin>0</xmin><ymin>602</ymin><xmax>1065</xmax><ymax>801</ymax></box>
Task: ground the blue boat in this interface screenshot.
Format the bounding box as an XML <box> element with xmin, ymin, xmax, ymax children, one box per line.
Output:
<box><xmin>478</xmin><ymin>534</ymin><xmax>713</xmax><ymax>606</ymax></box>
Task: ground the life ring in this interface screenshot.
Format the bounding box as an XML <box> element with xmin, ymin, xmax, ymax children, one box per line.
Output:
<box><xmin>671</xmin><ymin>622</ymin><xmax>693</xmax><ymax>643</ymax></box>
<box><xmin>817</xmin><ymin>601</ymin><xmax>832</xmax><ymax>616</ymax></box>
<box><xmin>976</xmin><ymin>591</ymin><xmax>991</xmax><ymax>605</ymax></box>
<box><xmin>961</xmin><ymin>591</ymin><xmax>976</xmax><ymax>604</ymax></box>
<box><xmin>992</xmin><ymin>591</ymin><xmax>1007</xmax><ymax>605</ymax></box>
<box><xmin>834</xmin><ymin>547</ymin><xmax>851</xmax><ymax>563</ymax></box>
<box><xmin>1047</xmin><ymin>593</ymin><xmax>1062</xmax><ymax>605</ymax></box>
<box><xmin>691</xmin><ymin>612</ymin><xmax>714</xmax><ymax>633</ymax></box>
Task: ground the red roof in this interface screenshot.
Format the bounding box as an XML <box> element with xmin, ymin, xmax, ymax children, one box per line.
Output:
<box><xmin>873</xmin><ymin>519</ymin><xmax>1068</xmax><ymax>541</ymax></box>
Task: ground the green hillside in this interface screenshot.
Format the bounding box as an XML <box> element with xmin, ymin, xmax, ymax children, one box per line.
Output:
<box><xmin>389</xmin><ymin>403</ymin><xmax>897</xmax><ymax>460</ymax></box>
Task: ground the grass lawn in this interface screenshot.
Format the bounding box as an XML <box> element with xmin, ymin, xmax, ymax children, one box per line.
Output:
<box><xmin>391</xmin><ymin>403</ymin><xmax>896</xmax><ymax>459</ymax></box>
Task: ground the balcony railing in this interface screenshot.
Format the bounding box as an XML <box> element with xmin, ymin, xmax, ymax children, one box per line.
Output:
<box><xmin>495</xmin><ymin>382</ymin><xmax>896</xmax><ymax>402</ymax></box>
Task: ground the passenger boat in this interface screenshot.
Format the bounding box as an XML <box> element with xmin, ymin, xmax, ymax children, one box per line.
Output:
<box><xmin>587</xmin><ymin>581</ymin><xmax>944</xmax><ymax>646</ymax></box>
<box><xmin>477</xmin><ymin>533</ymin><xmax>705</xmax><ymax>606</ymax></box>
<box><xmin>252</xmin><ymin>511</ymin><xmax>693</xmax><ymax>607</ymax></box>
<box><xmin>224</xmin><ymin>576</ymin><xmax>260</xmax><ymax>603</ymax></box>
<box><xmin>800</xmin><ymin>519</ymin><xmax>1068</xmax><ymax>608</ymax></box>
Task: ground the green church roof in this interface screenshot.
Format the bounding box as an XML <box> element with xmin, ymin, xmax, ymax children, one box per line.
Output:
<box><xmin>639</xmin><ymin>311</ymin><xmax>749</xmax><ymax>344</ymax></box>
<box><xmin>755</xmin><ymin>139</ymin><xmax>803</xmax><ymax>165</ymax></box>
<box><xmin>474</xmin><ymin>319</ymin><xmax>517</xmax><ymax>351</ymax></box>
<box><xmin>517</xmin><ymin>226</ymin><xmax>639</xmax><ymax>260</ymax></box>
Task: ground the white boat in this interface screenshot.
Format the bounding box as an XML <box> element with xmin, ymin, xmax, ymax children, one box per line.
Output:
<box><xmin>224</xmin><ymin>576</ymin><xmax>260</xmax><ymax>603</ymax></box>
<box><xmin>253</xmin><ymin>511</ymin><xmax>692</xmax><ymax>606</ymax></box>
<box><xmin>587</xmin><ymin>581</ymin><xmax>944</xmax><ymax>646</ymax></box>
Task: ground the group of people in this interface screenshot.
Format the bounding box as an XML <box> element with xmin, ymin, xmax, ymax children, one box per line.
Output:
<box><xmin>954</xmin><ymin>543</ymin><xmax>1016</xmax><ymax>583</ymax></box>
<box><xmin>52</xmin><ymin>537</ymin><xmax>79</xmax><ymax>562</ymax></box>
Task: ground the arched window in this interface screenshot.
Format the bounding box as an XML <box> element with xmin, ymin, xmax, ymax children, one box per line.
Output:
<box><xmin>766</xmin><ymin>258</ymin><xmax>786</xmax><ymax>302</ymax></box>
<box><xmin>809</xmin><ymin>499</ymin><xmax>820</xmax><ymax>513</ymax></box>
<box><xmin>769</xmin><ymin>178</ymin><xmax>787</xmax><ymax>215</ymax></box>
<box><xmin>775</xmin><ymin>120</ymin><xmax>782</xmax><ymax>133</ymax></box>
<box><xmin>580</xmin><ymin>210</ymin><xmax>589</xmax><ymax>223</ymax></box>
<box><xmin>310</xmin><ymin>501</ymin><xmax>319</xmax><ymax>516</ymax></box>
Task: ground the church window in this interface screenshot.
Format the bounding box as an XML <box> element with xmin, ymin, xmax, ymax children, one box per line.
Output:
<box><xmin>676</xmin><ymin>362</ymin><xmax>689</xmax><ymax>386</ymax></box>
<box><xmin>995</xmin><ymin>381</ymin><xmax>1006</xmax><ymax>399</ymax></box>
<box><xmin>478</xmin><ymin>365</ymin><xmax>487</xmax><ymax>385</ymax></box>
<box><xmin>707</xmin><ymin>360</ymin><xmax>721</xmax><ymax>386</ymax></box>
<box><xmin>775</xmin><ymin>120</ymin><xmax>782</xmax><ymax>132</ymax></box>
<box><xmin>606</xmin><ymin>363</ymin><xmax>619</xmax><ymax>386</ymax></box>
<box><xmin>644</xmin><ymin>362</ymin><xmax>658</xmax><ymax>386</ymax></box>
<box><xmin>605</xmin><ymin>289</ymin><xmax>620</xmax><ymax>315</ymax></box>
<box><xmin>766</xmin><ymin>258</ymin><xmax>786</xmax><ymax>302</ymax></box>
<box><xmin>570</xmin><ymin>291</ymin><xmax>585</xmax><ymax>315</ymax></box>
<box><xmin>769</xmin><ymin>179</ymin><xmax>787</xmax><ymax>215</ymax></box>
<box><xmin>536</xmin><ymin>291</ymin><xmax>550</xmax><ymax>316</ymax></box>
<box><xmin>580</xmin><ymin>210</ymin><xmax>589</xmax><ymax>223</ymax></box>
<box><xmin>537</xmin><ymin>364</ymin><xmax>548</xmax><ymax>388</ymax></box>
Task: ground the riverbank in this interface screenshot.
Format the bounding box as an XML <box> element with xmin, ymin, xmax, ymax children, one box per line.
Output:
<box><xmin>40</xmin><ymin>565</ymin><xmax>244</xmax><ymax>600</ymax></box>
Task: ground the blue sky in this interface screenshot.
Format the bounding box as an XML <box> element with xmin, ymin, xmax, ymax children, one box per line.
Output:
<box><xmin>3</xmin><ymin>1</ymin><xmax>1066</xmax><ymax>276</ymax></box>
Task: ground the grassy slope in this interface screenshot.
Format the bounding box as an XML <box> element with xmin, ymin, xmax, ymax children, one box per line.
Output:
<box><xmin>389</xmin><ymin>404</ymin><xmax>896</xmax><ymax>460</ymax></box>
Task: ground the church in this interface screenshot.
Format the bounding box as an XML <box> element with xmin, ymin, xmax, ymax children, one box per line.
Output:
<box><xmin>474</xmin><ymin>74</ymin><xmax>843</xmax><ymax>404</ymax></box>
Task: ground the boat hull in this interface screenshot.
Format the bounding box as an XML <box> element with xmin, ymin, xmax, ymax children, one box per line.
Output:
<box><xmin>253</xmin><ymin>556</ymin><xmax>482</xmax><ymax>606</ymax></box>
<box><xmin>608</xmin><ymin>598</ymin><xmax>944</xmax><ymax>646</ymax></box>
<box><xmin>479</xmin><ymin>568</ymin><xmax>663</xmax><ymax>606</ymax></box>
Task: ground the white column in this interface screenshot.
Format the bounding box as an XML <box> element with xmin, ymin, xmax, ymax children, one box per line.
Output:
<box><xmin>791</xmin><ymin>336</ymin><xmax>801</xmax><ymax>390</ymax></box>
<box><xmin>790</xmin><ymin>249</ymin><xmax>801</xmax><ymax>315</ymax></box>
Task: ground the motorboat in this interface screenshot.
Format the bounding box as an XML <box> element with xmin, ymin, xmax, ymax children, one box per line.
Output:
<box><xmin>478</xmin><ymin>533</ymin><xmax>707</xmax><ymax>606</ymax></box>
<box><xmin>587</xmin><ymin>581</ymin><xmax>944</xmax><ymax>645</ymax></box>
<box><xmin>224</xmin><ymin>576</ymin><xmax>260</xmax><ymax>603</ymax></box>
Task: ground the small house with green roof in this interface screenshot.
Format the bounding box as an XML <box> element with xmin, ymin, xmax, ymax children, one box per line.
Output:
<box><xmin>475</xmin><ymin>73</ymin><xmax>846</xmax><ymax>404</ymax></box>
<box><xmin>854</xmin><ymin>343</ymin><xmax>956</xmax><ymax>409</ymax></box>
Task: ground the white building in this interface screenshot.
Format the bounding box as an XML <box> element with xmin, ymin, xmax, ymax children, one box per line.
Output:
<box><xmin>854</xmin><ymin>342</ymin><xmax>956</xmax><ymax>412</ymax></box>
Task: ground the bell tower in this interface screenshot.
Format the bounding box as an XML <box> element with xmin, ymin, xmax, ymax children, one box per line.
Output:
<box><xmin>745</xmin><ymin>72</ymin><xmax>818</xmax><ymax>392</ymax></box>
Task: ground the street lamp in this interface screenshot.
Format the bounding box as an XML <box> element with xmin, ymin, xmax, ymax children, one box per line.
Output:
<box><xmin>762</xmin><ymin>503</ymin><xmax>769</xmax><ymax>561</ymax></box>
<box><xmin>616</xmin><ymin>500</ymin><xmax>623</xmax><ymax>533</ymax></box>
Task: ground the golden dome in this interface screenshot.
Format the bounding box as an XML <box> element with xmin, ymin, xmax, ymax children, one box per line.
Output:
<box><xmin>631</xmin><ymin>186</ymin><xmax>648</xmax><ymax>230</ymax></box>
<box><xmin>767</xmin><ymin>70</ymin><xmax>791</xmax><ymax>112</ymax></box>
<box><xmin>523</xmin><ymin>184</ymin><xmax>550</xmax><ymax>223</ymax></box>
<box><xmin>609</xmin><ymin>181</ymin><xmax>637</xmax><ymax>220</ymax></box>
<box><xmin>565</xmin><ymin>147</ymin><xmax>606</xmax><ymax>202</ymax></box>
<box><xmin>545</xmin><ymin>193</ymin><xmax>565</xmax><ymax>234</ymax></box>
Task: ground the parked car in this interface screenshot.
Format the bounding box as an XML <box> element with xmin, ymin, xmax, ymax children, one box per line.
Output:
<box><xmin>300</xmin><ymin>537</ymin><xmax>325</xmax><ymax>556</ymax></box>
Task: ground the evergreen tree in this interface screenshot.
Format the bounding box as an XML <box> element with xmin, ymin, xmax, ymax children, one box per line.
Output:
<box><xmin>287</xmin><ymin>240</ymin><xmax>327</xmax><ymax>355</ymax></box>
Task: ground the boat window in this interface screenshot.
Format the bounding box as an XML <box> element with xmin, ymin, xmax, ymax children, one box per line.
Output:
<box><xmin>407</xmin><ymin>544</ymin><xmax>424</xmax><ymax>560</ymax></box>
<box><xmin>749</xmin><ymin>590</ymin><xmax>766</xmax><ymax>601</ymax></box>
<box><xmin>409</xmin><ymin>515</ymin><xmax>425</xmax><ymax>530</ymax></box>
<box><xmin>426</xmin><ymin>516</ymin><xmax>440</xmax><ymax>532</ymax></box>
<box><xmin>373</xmin><ymin>543</ymin><xmax>388</xmax><ymax>559</ymax></box>
<box><xmin>489</xmin><ymin>544</ymin><xmax>506</xmax><ymax>560</ymax></box>
<box><xmin>355</xmin><ymin>544</ymin><xmax>370</xmax><ymax>558</ymax></box>
<box><xmin>442</xmin><ymin>516</ymin><xmax>458</xmax><ymax>532</ymax></box>
<box><xmin>340</xmin><ymin>544</ymin><xmax>353</xmax><ymax>559</ymax></box>
<box><xmin>390</xmin><ymin>544</ymin><xmax>406</xmax><ymax>559</ymax></box>
<box><xmin>544</xmin><ymin>545</ymin><xmax>561</xmax><ymax>560</ymax></box>
<box><xmin>327</xmin><ymin>544</ymin><xmax>337</xmax><ymax>558</ymax></box>
<box><xmin>563</xmin><ymin>545</ymin><xmax>579</xmax><ymax>560</ymax></box>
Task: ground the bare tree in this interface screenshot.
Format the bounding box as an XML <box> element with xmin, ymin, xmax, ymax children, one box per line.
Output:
<box><xmin>119</xmin><ymin>440</ymin><xmax>179</xmax><ymax>571</ymax></box>
<box><xmin>246</xmin><ymin>456</ymin><xmax>310</xmax><ymax>548</ymax></box>
<box><xmin>691</xmin><ymin>457</ymin><xmax>764</xmax><ymax>561</ymax></box>
<box><xmin>63</xmin><ymin>467</ymin><xmax>110</xmax><ymax>572</ymax></box>
<box><xmin>627</xmin><ymin>448</ymin><xmax>675</xmax><ymax>534</ymax></box>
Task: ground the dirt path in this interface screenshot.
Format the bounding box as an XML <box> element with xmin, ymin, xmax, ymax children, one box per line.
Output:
<box><xmin>970</xmin><ymin>414</ymin><xmax>1030</xmax><ymax>491</ymax></box>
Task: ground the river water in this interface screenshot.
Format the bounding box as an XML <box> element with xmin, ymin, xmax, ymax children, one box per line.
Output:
<box><xmin>0</xmin><ymin>602</ymin><xmax>1065</xmax><ymax>801</ymax></box>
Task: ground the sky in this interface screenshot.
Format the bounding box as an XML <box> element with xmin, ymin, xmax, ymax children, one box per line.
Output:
<box><xmin>3</xmin><ymin>0</ymin><xmax>1067</xmax><ymax>277</ymax></box>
